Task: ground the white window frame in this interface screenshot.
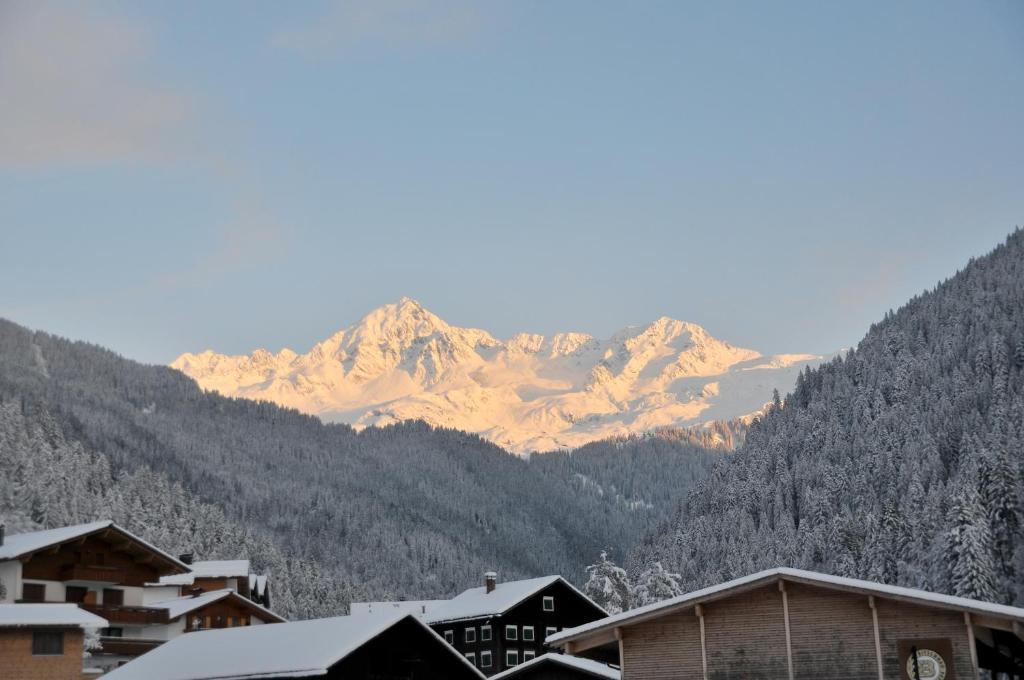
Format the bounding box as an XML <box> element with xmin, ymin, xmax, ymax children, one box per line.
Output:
<box><xmin>480</xmin><ymin>650</ymin><xmax>493</xmax><ymax>668</ymax></box>
<box><xmin>545</xmin><ymin>626</ymin><xmax>557</xmax><ymax>639</ymax></box>
<box><xmin>524</xmin><ymin>649</ymin><xmax>536</xmax><ymax>661</ymax></box>
<box><xmin>444</xmin><ymin>630</ymin><xmax>454</xmax><ymax>644</ymax></box>
<box><xmin>480</xmin><ymin>624</ymin><xmax>492</xmax><ymax>641</ymax></box>
<box><xmin>505</xmin><ymin>624</ymin><xmax>518</xmax><ymax>640</ymax></box>
<box><xmin>522</xmin><ymin>625</ymin><xmax>534</xmax><ymax>641</ymax></box>
<box><xmin>542</xmin><ymin>595</ymin><xmax>554</xmax><ymax>611</ymax></box>
<box><xmin>465</xmin><ymin>652</ymin><xmax>476</xmax><ymax>666</ymax></box>
<box><xmin>506</xmin><ymin>649</ymin><xmax>519</xmax><ymax>667</ymax></box>
<box><xmin>464</xmin><ymin>627</ymin><xmax>476</xmax><ymax>643</ymax></box>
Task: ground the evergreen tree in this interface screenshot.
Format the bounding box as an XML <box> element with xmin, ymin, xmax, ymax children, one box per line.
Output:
<box><xmin>584</xmin><ymin>551</ymin><xmax>632</xmax><ymax>615</ymax></box>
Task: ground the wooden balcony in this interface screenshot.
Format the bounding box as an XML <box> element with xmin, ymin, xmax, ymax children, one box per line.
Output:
<box><xmin>97</xmin><ymin>637</ymin><xmax>165</xmax><ymax>656</ymax></box>
<box><xmin>81</xmin><ymin>603</ymin><xmax>169</xmax><ymax>625</ymax></box>
<box><xmin>59</xmin><ymin>564</ymin><xmax>126</xmax><ymax>584</ymax></box>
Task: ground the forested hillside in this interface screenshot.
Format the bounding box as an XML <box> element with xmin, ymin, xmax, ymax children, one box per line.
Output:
<box><xmin>631</xmin><ymin>229</ymin><xmax>1024</xmax><ymax>606</ymax></box>
<box><xmin>0</xmin><ymin>319</ymin><xmax>716</xmax><ymax>607</ymax></box>
<box><xmin>0</xmin><ymin>400</ymin><xmax>355</xmax><ymax>619</ymax></box>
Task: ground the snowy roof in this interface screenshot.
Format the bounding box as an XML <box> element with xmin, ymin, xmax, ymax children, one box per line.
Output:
<box><xmin>490</xmin><ymin>653</ymin><xmax>619</xmax><ymax>680</ymax></box>
<box><xmin>160</xmin><ymin>560</ymin><xmax>252</xmax><ymax>585</ymax></box>
<box><xmin>101</xmin><ymin>612</ymin><xmax>484</xmax><ymax>680</ymax></box>
<box><xmin>419</xmin><ymin>576</ymin><xmax>605</xmax><ymax>625</ymax></box>
<box><xmin>146</xmin><ymin>589</ymin><xmax>285</xmax><ymax>623</ymax></box>
<box><xmin>350</xmin><ymin>600</ymin><xmax>448</xmax><ymax>617</ymax></box>
<box><xmin>549</xmin><ymin>567</ymin><xmax>1024</xmax><ymax>647</ymax></box>
<box><xmin>0</xmin><ymin>604</ymin><xmax>108</xmax><ymax>629</ymax></box>
<box><xmin>0</xmin><ymin>521</ymin><xmax>189</xmax><ymax>573</ymax></box>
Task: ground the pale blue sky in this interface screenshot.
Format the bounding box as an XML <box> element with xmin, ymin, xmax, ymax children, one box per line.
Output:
<box><xmin>1</xmin><ymin>0</ymin><xmax>1022</xmax><ymax>363</ymax></box>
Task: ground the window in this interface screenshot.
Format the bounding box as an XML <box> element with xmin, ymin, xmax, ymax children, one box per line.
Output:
<box><xmin>22</xmin><ymin>583</ymin><xmax>46</xmax><ymax>602</ymax></box>
<box><xmin>505</xmin><ymin>624</ymin><xmax>517</xmax><ymax>640</ymax></box>
<box><xmin>464</xmin><ymin>627</ymin><xmax>476</xmax><ymax>643</ymax></box>
<box><xmin>64</xmin><ymin>586</ymin><xmax>87</xmax><ymax>604</ymax></box>
<box><xmin>545</xmin><ymin>626</ymin><xmax>557</xmax><ymax>639</ymax></box>
<box><xmin>480</xmin><ymin>650</ymin><xmax>492</xmax><ymax>668</ymax></box>
<box><xmin>103</xmin><ymin>588</ymin><xmax>123</xmax><ymax>606</ymax></box>
<box><xmin>543</xmin><ymin>595</ymin><xmax>554</xmax><ymax>611</ymax></box>
<box><xmin>464</xmin><ymin>652</ymin><xmax>476</xmax><ymax>666</ymax></box>
<box><xmin>101</xmin><ymin>628</ymin><xmax>123</xmax><ymax>638</ymax></box>
<box><xmin>444</xmin><ymin>630</ymin><xmax>454</xmax><ymax>644</ymax></box>
<box><xmin>522</xmin><ymin>625</ymin><xmax>534</xmax><ymax>641</ymax></box>
<box><xmin>505</xmin><ymin>650</ymin><xmax>518</xmax><ymax>667</ymax></box>
<box><xmin>480</xmin><ymin>624</ymin><xmax>492</xmax><ymax>641</ymax></box>
<box><xmin>524</xmin><ymin>650</ymin><xmax>536</xmax><ymax>661</ymax></box>
<box><xmin>32</xmin><ymin>631</ymin><xmax>64</xmax><ymax>656</ymax></box>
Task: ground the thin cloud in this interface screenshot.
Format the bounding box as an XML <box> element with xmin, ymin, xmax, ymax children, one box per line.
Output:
<box><xmin>0</xmin><ymin>1</ymin><xmax>192</xmax><ymax>168</ymax></box>
<box><xmin>273</xmin><ymin>0</ymin><xmax>483</xmax><ymax>56</ymax></box>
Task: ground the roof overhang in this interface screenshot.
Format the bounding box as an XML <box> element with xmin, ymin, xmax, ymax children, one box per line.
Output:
<box><xmin>550</xmin><ymin>568</ymin><xmax>1024</xmax><ymax>654</ymax></box>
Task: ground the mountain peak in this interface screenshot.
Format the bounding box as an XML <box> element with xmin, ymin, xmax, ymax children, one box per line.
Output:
<box><xmin>171</xmin><ymin>302</ymin><xmax>829</xmax><ymax>453</ymax></box>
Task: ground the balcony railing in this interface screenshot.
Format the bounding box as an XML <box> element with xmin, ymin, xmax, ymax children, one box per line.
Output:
<box><xmin>59</xmin><ymin>564</ymin><xmax>126</xmax><ymax>584</ymax></box>
<box><xmin>97</xmin><ymin>637</ymin><xmax>165</xmax><ymax>656</ymax></box>
<box><xmin>81</xmin><ymin>603</ymin><xmax>169</xmax><ymax>626</ymax></box>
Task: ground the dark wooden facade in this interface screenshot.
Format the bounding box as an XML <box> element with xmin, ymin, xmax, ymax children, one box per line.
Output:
<box><xmin>20</xmin><ymin>534</ymin><xmax>170</xmax><ymax>589</ymax></box>
<box><xmin>433</xmin><ymin>580</ymin><xmax>608</xmax><ymax>677</ymax></box>
<box><xmin>327</xmin><ymin>617</ymin><xmax>482</xmax><ymax>679</ymax></box>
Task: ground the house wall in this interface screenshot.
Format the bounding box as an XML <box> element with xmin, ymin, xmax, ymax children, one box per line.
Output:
<box><xmin>620</xmin><ymin>610</ymin><xmax>702</xmax><ymax>679</ymax></box>
<box><xmin>21</xmin><ymin>535</ymin><xmax>164</xmax><ymax>587</ymax></box>
<box><xmin>0</xmin><ymin>627</ymin><xmax>86</xmax><ymax>680</ymax></box>
<box><xmin>434</xmin><ymin>581</ymin><xmax>607</xmax><ymax>677</ymax></box>
<box><xmin>615</xmin><ymin>581</ymin><xmax>979</xmax><ymax>680</ymax></box>
<box><xmin>0</xmin><ymin>560</ymin><xmax>22</xmax><ymax>603</ymax></box>
<box><xmin>329</xmin><ymin>617</ymin><xmax>481</xmax><ymax>680</ymax></box>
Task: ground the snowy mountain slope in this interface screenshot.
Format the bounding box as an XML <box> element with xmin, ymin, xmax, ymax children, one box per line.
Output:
<box><xmin>171</xmin><ymin>298</ymin><xmax>832</xmax><ymax>452</ymax></box>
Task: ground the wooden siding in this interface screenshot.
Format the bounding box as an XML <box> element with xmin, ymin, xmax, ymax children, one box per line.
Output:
<box><xmin>21</xmin><ymin>535</ymin><xmax>163</xmax><ymax>587</ymax></box>
<box><xmin>876</xmin><ymin>598</ymin><xmax>975</xmax><ymax>679</ymax></box>
<box><xmin>703</xmin><ymin>584</ymin><xmax>789</xmax><ymax>680</ymax></box>
<box><xmin>786</xmin><ymin>582</ymin><xmax>877</xmax><ymax>679</ymax></box>
<box><xmin>614</xmin><ymin>579</ymin><xmax>983</xmax><ymax>680</ymax></box>
<box><xmin>621</xmin><ymin>611</ymin><xmax>702</xmax><ymax>680</ymax></box>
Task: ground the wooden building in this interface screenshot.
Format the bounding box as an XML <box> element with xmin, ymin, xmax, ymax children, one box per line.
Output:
<box><xmin>353</xmin><ymin>573</ymin><xmax>608</xmax><ymax>677</ymax></box>
<box><xmin>102</xmin><ymin>612</ymin><xmax>485</xmax><ymax>680</ymax></box>
<box><xmin>549</xmin><ymin>567</ymin><xmax>1024</xmax><ymax>679</ymax></box>
<box><xmin>0</xmin><ymin>603</ymin><xmax>108</xmax><ymax>680</ymax></box>
<box><xmin>490</xmin><ymin>652</ymin><xmax>620</xmax><ymax>680</ymax></box>
<box><xmin>156</xmin><ymin>559</ymin><xmax>270</xmax><ymax>608</ymax></box>
<box><xmin>0</xmin><ymin>521</ymin><xmax>283</xmax><ymax>672</ymax></box>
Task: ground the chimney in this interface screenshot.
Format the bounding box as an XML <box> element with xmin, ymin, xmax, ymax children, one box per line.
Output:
<box><xmin>485</xmin><ymin>571</ymin><xmax>497</xmax><ymax>594</ymax></box>
<box><xmin>0</xmin><ymin>524</ymin><xmax>5</xmax><ymax>547</ymax></box>
<box><xmin>179</xmin><ymin>552</ymin><xmax>194</xmax><ymax>565</ymax></box>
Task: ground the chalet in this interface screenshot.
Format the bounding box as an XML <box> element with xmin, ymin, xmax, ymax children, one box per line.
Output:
<box><xmin>490</xmin><ymin>652</ymin><xmax>620</xmax><ymax>680</ymax></box>
<box><xmin>156</xmin><ymin>558</ymin><xmax>270</xmax><ymax>608</ymax></box>
<box><xmin>0</xmin><ymin>521</ymin><xmax>283</xmax><ymax>672</ymax></box>
<box><xmin>102</xmin><ymin>611</ymin><xmax>486</xmax><ymax>680</ymax></box>
<box><xmin>0</xmin><ymin>603</ymin><xmax>108</xmax><ymax>680</ymax></box>
<box><xmin>353</xmin><ymin>572</ymin><xmax>608</xmax><ymax>677</ymax></box>
<box><xmin>548</xmin><ymin>567</ymin><xmax>1024</xmax><ymax>679</ymax></box>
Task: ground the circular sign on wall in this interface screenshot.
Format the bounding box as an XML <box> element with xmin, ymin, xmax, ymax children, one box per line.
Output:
<box><xmin>906</xmin><ymin>649</ymin><xmax>947</xmax><ymax>680</ymax></box>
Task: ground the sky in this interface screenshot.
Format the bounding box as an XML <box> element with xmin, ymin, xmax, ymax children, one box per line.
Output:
<box><xmin>1</xmin><ymin>0</ymin><xmax>1022</xmax><ymax>364</ymax></box>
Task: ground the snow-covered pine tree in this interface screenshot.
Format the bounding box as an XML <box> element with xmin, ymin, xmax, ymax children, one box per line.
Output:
<box><xmin>584</xmin><ymin>551</ymin><xmax>632</xmax><ymax>615</ymax></box>
<box><xmin>632</xmin><ymin>561</ymin><xmax>683</xmax><ymax>607</ymax></box>
<box><xmin>946</xmin><ymin>483</ymin><xmax>998</xmax><ymax>601</ymax></box>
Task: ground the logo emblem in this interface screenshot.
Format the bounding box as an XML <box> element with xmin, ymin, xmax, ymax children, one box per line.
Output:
<box><xmin>906</xmin><ymin>648</ymin><xmax>947</xmax><ymax>680</ymax></box>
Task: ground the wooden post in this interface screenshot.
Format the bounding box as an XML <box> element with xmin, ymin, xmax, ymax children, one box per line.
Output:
<box><xmin>779</xmin><ymin>580</ymin><xmax>795</xmax><ymax>680</ymax></box>
<box><xmin>964</xmin><ymin>612</ymin><xmax>979</xmax><ymax>678</ymax></box>
<box><xmin>869</xmin><ymin>596</ymin><xmax>884</xmax><ymax>680</ymax></box>
<box><xmin>695</xmin><ymin>604</ymin><xmax>709</xmax><ymax>680</ymax></box>
<box><xmin>615</xmin><ymin>627</ymin><xmax>625</xmax><ymax>678</ymax></box>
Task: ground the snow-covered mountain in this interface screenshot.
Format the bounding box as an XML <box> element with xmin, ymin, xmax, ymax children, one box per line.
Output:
<box><xmin>171</xmin><ymin>298</ymin><xmax>832</xmax><ymax>453</ymax></box>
